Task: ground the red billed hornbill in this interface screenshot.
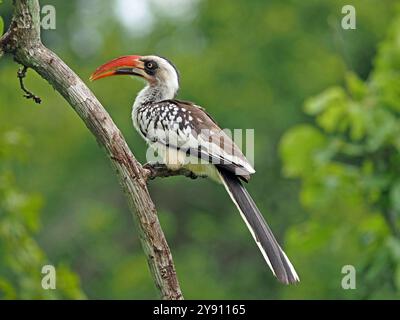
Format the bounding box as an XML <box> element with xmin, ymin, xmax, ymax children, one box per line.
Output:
<box><xmin>90</xmin><ymin>55</ymin><xmax>299</xmax><ymax>284</ymax></box>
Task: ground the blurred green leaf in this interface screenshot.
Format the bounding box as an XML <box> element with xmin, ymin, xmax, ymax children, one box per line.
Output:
<box><xmin>280</xmin><ymin>125</ymin><xmax>326</xmax><ymax>177</ymax></box>
<box><xmin>304</xmin><ymin>87</ymin><xmax>347</xmax><ymax>116</ymax></box>
<box><xmin>346</xmin><ymin>72</ymin><xmax>367</xmax><ymax>101</ymax></box>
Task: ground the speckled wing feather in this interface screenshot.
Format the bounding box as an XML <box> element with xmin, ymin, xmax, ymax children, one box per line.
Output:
<box><xmin>134</xmin><ymin>99</ymin><xmax>255</xmax><ymax>180</ymax></box>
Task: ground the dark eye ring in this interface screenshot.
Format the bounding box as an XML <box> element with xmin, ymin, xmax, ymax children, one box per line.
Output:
<box><xmin>146</xmin><ymin>62</ymin><xmax>155</xmax><ymax>69</ymax></box>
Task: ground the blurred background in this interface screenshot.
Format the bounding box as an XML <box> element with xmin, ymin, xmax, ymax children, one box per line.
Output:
<box><xmin>0</xmin><ymin>0</ymin><xmax>399</xmax><ymax>299</ymax></box>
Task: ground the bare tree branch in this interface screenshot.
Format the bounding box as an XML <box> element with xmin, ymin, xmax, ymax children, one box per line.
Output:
<box><xmin>0</xmin><ymin>0</ymin><xmax>184</xmax><ymax>300</ymax></box>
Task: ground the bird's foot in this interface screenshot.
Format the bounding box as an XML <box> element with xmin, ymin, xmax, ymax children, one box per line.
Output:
<box><xmin>142</xmin><ymin>162</ymin><xmax>201</xmax><ymax>180</ymax></box>
<box><xmin>184</xmin><ymin>171</ymin><xmax>199</xmax><ymax>180</ymax></box>
<box><xmin>142</xmin><ymin>162</ymin><xmax>163</xmax><ymax>180</ymax></box>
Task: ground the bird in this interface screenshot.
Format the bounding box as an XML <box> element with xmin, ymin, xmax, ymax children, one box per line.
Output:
<box><xmin>90</xmin><ymin>55</ymin><xmax>300</xmax><ymax>284</ymax></box>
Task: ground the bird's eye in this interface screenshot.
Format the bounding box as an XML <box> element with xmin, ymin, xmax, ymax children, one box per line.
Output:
<box><xmin>145</xmin><ymin>61</ymin><xmax>156</xmax><ymax>70</ymax></box>
<box><xmin>143</xmin><ymin>60</ymin><xmax>158</xmax><ymax>75</ymax></box>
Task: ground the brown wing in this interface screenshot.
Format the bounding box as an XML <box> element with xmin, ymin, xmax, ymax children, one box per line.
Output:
<box><xmin>162</xmin><ymin>99</ymin><xmax>255</xmax><ymax>180</ymax></box>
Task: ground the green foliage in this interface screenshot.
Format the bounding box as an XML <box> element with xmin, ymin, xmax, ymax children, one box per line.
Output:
<box><xmin>0</xmin><ymin>129</ymin><xmax>85</xmax><ymax>299</ymax></box>
<box><xmin>280</xmin><ymin>8</ymin><xmax>400</xmax><ymax>299</ymax></box>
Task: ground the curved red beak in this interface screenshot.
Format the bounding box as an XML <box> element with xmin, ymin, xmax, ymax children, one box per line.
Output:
<box><xmin>90</xmin><ymin>55</ymin><xmax>144</xmax><ymax>81</ymax></box>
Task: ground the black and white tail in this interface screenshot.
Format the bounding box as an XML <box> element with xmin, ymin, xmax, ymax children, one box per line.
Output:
<box><xmin>218</xmin><ymin>169</ymin><xmax>299</xmax><ymax>284</ymax></box>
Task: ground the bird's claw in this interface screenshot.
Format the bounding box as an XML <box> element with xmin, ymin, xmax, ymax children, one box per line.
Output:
<box><xmin>187</xmin><ymin>172</ymin><xmax>198</xmax><ymax>179</ymax></box>
<box><xmin>142</xmin><ymin>162</ymin><xmax>160</xmax><ymax>180</ymax></box>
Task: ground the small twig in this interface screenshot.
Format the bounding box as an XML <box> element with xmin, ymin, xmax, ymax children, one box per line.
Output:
<box><xmin>143</xmin><ymin>162</ymin><xmax>205</xmax><ymax>181</ymax></box>
<box><xmin>17</xmin><ymin>66</ymin><xmax>42</xmax><ymax>104</ymax></box>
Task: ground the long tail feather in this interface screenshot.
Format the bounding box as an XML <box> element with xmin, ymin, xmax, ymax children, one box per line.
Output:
<box><xmin>217</xmin><ymin>168</ymin><xmax>299</xmax><ymax>284</ymax></box>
